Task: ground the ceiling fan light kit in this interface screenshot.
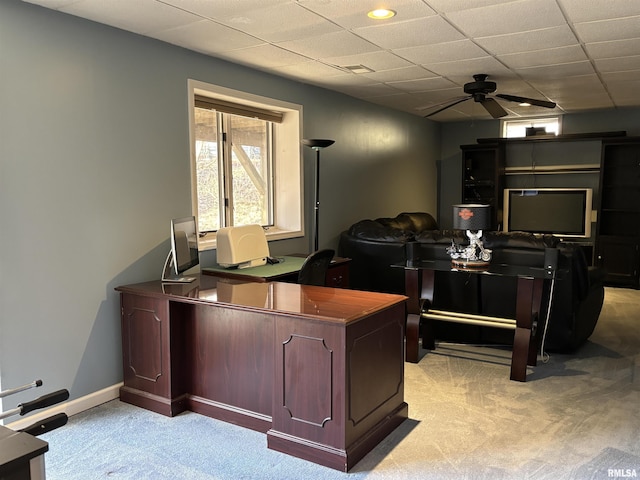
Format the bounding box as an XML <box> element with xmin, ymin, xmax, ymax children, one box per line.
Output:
<box><xmin>424</xmin><ymin>74</ymin><xmax>557</xmax><ymax>119</ymax></box>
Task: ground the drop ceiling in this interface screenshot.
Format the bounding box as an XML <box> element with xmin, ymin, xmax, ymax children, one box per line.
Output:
<box><xmin>22</xmin><ymin>0</ymin><xmax>640</xmax><ymax>121</ymax></box>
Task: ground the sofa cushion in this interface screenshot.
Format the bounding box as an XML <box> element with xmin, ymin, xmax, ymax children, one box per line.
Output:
<box><xmin>398</xmin><ymin>212</ymin><xmax>439</xmax><ymax>233</ymax></box>
<box><xmin>348</xmin><ymin>219</ymin><xmax>414</xmax><ymax>243</ymax></box>
<box><xmin>483</xmin><ymin>231</ymin><xmax>559</xmax><ymax>249</ymax></box>
<box><xmin>414</xmin><ymin>229</ymin><xmax>468</xmax><ymax>244</ymax></box>
<box><xmin>375</xmin><ymin>212</ymin><xmax>438</xmax><ymax>234</ymax></box>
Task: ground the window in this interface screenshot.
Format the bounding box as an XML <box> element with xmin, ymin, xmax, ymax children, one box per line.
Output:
<box><xmin>188</xmin><ymin>80</ymin><xmax>303</xmax><ymax>251</ymax></box>
<box><xmin>194</xmin><ymin>98</ymin><xmax>275</xmax><ymax>231</ymax></box>
<box><xmin>501</xmin><ymin>116</ymin><xmax>561</xmax><ymax>138</ymax></box>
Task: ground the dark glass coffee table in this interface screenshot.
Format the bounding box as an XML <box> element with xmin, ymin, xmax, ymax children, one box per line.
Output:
<box><xmin>394</xmin><ymin>259</ymin><xmax>556</xmax><ymax>382</ymax></box>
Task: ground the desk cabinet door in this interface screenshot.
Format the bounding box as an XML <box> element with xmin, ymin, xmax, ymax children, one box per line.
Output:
<box><xmin>120</xmin><ymin>293</ymin><xmax>172</xmax><ymax>397</ymax></box>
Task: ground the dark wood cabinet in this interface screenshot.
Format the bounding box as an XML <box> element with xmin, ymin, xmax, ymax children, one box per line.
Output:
<box><xmin>596</xmin><ymin>139</ymin><xmax>640</xmax><ymax>288</ymax></box>
<box><xmin>461</xmin><ymin>143</ymin><xmax>505</xmax><ymax>230</ymax></box>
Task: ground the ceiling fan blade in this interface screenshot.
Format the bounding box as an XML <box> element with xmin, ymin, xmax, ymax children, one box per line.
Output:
<box><xmin>423</xmin><ymin>96</ymin><xmax>471</xmax><ymax>118</ymax></box>
<box><xmin>480</xmin><ymin>97</ymin><xmax>508</xmax><ymax>118</ymax></box>
<box><xmin>496</xmin><ymin>93</ymin><xmax>556</xmax><ymax>109</ymax></box>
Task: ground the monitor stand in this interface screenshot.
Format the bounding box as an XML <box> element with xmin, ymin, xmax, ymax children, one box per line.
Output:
<box><xmin>161</xmin><ymin>251</ymin><xmax>197</xmax><ymax>283</ymax></box>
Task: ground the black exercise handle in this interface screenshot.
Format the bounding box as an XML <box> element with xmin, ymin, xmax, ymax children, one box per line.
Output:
<box><xmin>20</xmin><ymin>413</ymin><xmax>68</xmax><ymax>436</ymax></box>
<box><xmin>19</xmin><ymin>389</ymin><xmax>69</xmax><ymax>416</ymax></box>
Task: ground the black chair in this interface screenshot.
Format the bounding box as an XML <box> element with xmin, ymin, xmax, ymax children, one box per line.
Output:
<box><xmin>297</xmin><ymin>249</ymin><xmax>335</xmax><ymax>286</ymax></box>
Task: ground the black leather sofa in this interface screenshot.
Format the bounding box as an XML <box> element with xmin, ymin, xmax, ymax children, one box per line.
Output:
<box><xmin>339</xmin><ymin>213</ymin><xmax>605</xmax><ymax>352</ymax></box>
<box><xmin>338</xmin><ymin>212</ymin><xmax>439</xmax><ymax>295</ymax></box>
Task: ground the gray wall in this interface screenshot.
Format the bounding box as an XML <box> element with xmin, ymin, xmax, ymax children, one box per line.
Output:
<box><xmin>0</xmin><ymin>1</ymin><xmax>439</xmax><ymax>406</ymax></box>
<box><xmin>438</xmin><ymin>108</ymin><xmax>640</xmax><ymax>228</ymax></box>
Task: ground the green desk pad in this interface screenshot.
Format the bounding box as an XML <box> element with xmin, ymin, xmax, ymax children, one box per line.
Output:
<box><xmin>202</xmin><ymin>255</ymin><xmax>306</xmax><ymax>279</ymax></box>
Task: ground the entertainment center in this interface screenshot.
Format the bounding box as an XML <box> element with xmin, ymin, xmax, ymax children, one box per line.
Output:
<box><xmin>460</xmin><ymin>131</ymin><xmax>640</xmax><ymax>289</ymax></box>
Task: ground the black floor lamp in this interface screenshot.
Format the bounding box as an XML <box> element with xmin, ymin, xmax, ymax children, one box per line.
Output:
<box><xmin>302</xmin><ymin>138</ymin><xmax>335</xmax><ymax>252</ymax></box>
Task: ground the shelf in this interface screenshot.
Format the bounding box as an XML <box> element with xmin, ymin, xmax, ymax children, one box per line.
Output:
<box><xmin>464</xmin><ymin>180</ymin><xmax>495</xmax><ymax>187</ymax></box>
<box><xmin>504</xmin><ymin>163</ymin><xmax>600</xmax><ymax>175</ymax></box>
<box><xmin>478</xmin><ymin>131</ymin><xmax>627</xmax><ymax>145</ymax></box>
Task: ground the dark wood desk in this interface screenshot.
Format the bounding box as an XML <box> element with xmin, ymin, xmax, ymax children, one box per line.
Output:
<box><xmin>398</xmin><ymin>260</ymin><xmax>552</xmax><ymax>382</ymax></box>
<box><xmin>115</xmin><ymin>275</ymin><xmax>407</xmax><ymax>471</ymax></box>
<box><xmin>202</xmin><ymin>255</ymin><xmax>351</xmax><ymax>288</ymax></box>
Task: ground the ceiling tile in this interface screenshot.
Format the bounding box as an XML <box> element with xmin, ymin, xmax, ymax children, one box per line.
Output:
<box><xmin>362</xmin><ymin>66</ymin><xmax>436</xmax><ymax>83</ymax></box>
<box><xmin>353</xmin><ymin>16</ymin><xmax>465</xmax><ymax>50</ymax></box>
<box><xmin>276</xmin><ymin>30</ymin><xmax>379</xmax><ymax>59</ymax></box>
<box><xmin>426</xmin><ymin>0</ymin><xmax>517</xmax><ymax>14</ymax></box>
<box><xmin>212</xmin><ymin>2</ymin><xmax>342</xmax><ymax>43</ymax></box>
<box><xmin>215</xmin><ymin>44</ymin><xmax>311</xmax><ymax>69</ymax></box>
<box><xmin>602</xmin><ymin>70</ymin><xmax>640</xmax><ymax>83</ymax></box>
<box><xmin>585</xmin><ymin>39</ymin><xmax>640</xmax><ymax>59</ymax></box>
<box><xmin>61</xmin><ymin>0</ymin><xmax>201</xmax><ymax>34</ymax></box>
<box><xmin>475</xmin><ymin>26</ymin><xmax>579</xmax><ymax>55</ymax></box>
<box><xmin>445</xmin><ymin>0</ymin><xmax>566</xmax><ymax>38</ymax></box>
<box><xmin>425</xmin><ymin>57</ymin><xmax>512</xmax><ymax>79</ymax></box>
<box><xmin>558</xmin><ymin>0</ymin><xmax>640</xmax><ymax>23</ymax></box>
<box><xmin>153</xmin><ymin>20</ymin><xmax>264</xmax><ymax>55</ymax></box>
<box><xmin>574</xmin><ymin>17</ymin><xmax>640</xmax><ymax>43</ymax></box>
<box><xmin>386</xmin><ymin>76</ymin><xmax>460</xmax><ymax>93</ymax></box>
<box><xmin>161</xmin><ymin>0</ymin><xmax>291</xmax><ymax>20</ymax></box>
<box><xmin>529</xmin><ymin>75</ymin><xmax>611</xmax><ymax>108</ymax></box>
<box><xmin>498</xmin><ymin>45</ymin><xmax>588</xmax><ymax>69</ymax></box>
<box><xmin>595</xmin><ymin>56</ymin><xmax>640</xmax><ymax>73</ymax></box>
<box><xmin>393</xmin><ymin>39</ymin><xmax>490</xmax><ymax>65</ymax></box>
<box><xmin>516</xmin><ymin>61</ymin><xmax>596</xmax><ymax>79</ymax></box>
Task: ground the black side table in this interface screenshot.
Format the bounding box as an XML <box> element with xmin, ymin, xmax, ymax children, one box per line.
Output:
<box><xmin>395</xmin><ymin>259</ymin><xmax>555</xmax><ymax>382</ymax></box>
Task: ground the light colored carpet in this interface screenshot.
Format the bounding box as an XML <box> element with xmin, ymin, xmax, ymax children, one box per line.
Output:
<box><xmin>40</xmin><ymin>287</ymin><xmax>640</xmax><ymax>479</ymax></box>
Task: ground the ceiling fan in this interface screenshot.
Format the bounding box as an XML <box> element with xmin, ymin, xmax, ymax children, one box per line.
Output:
<box><xmin>422</xmin><ymin>74</ymin><xmax>557</xmax><ymax>119</ymax></box>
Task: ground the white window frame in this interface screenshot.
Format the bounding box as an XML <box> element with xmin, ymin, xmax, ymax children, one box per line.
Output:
<box><xmin>188</xmin><ymin>79</ymin><xmax>304</xmax><ymax>251</ymax></box>
<box><xmin>501</xmin><ymin>116</ymin><xmax>562</xmax><ymax>138</ymax></box>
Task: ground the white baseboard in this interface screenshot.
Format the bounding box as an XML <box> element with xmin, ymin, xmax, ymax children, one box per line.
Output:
<box><xmin>5</xmin><ymin>382</ymin><xmax>123</xmax><ymax>431</ymax></box>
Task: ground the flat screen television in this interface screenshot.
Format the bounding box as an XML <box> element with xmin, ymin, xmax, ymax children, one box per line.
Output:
<box><xmin>162</xmin><ymin>216</ymin><xmax>199</xmax><ymax>283</ymax></box>
<box><xmin>503</xmin><ymin>188</ymin><xmax>593</xmax><ymax>238</ymax></box>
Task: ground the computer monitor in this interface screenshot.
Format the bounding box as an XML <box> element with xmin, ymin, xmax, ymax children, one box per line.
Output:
<box><xmin>162</xmin><ymin>216</ymin><xmax>199</xmax><ymax>283</ymax></box>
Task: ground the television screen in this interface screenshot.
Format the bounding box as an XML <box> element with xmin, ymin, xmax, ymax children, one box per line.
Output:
<box><xmin>503</xmin><ymin>188</ymin><xmax>592</xmax><ymax>238</ymax></box>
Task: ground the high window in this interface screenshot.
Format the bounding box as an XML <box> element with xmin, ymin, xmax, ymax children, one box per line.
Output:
<box><xmin>501</xmin><ymin>116</ymin><xmax>561</xmax><ymax>138</ymax></box>
<box><xmin>188</xmin><ymin>80</ymin><xmax>303</xmax><ymax>250</ymax></box>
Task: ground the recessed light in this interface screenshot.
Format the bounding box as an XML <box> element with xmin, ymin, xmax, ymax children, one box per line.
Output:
<box><xmin>367</xmin><ymin>9</ymin><xmax>396</xmax><ymax>20</ymax></box>
<box><xmin>519</xmin><ymin>102</ymin><xmax>531</xmax><ymax>107</ymax></box>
